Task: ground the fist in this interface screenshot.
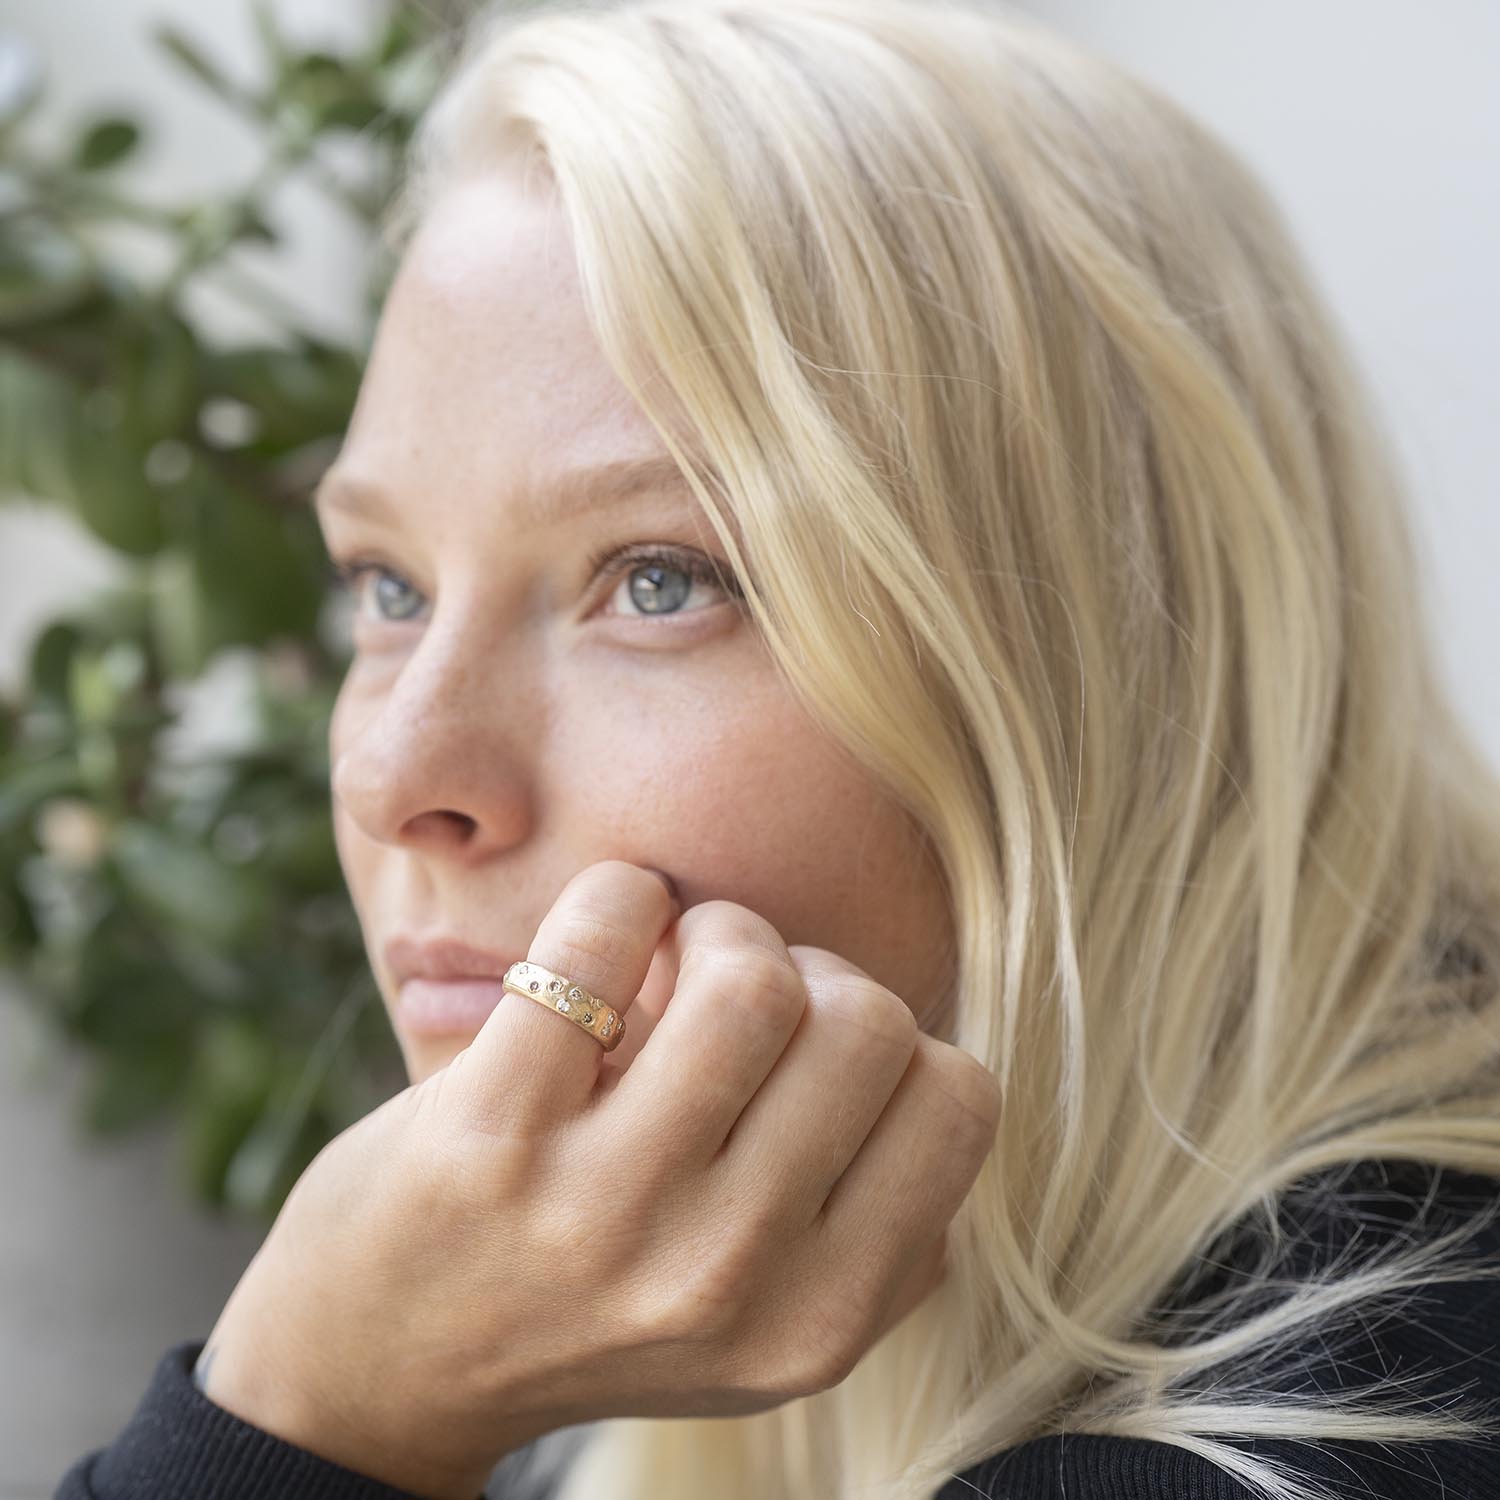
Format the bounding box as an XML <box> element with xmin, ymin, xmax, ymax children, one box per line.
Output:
<box><xmin>197</xmin><ymin>861</ymin><xmax>1000</xmax><ymax>1499</ymax></box>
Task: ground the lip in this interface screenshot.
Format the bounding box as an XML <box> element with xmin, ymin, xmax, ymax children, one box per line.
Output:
<box><xmin>384</xmin><ymin>935</ymin><xmax>523</xmax><ymax>1037</ymax></box>
<box><xmin>384</xmin><ymin>934</ymin><xmax>520</xmax><ymax>985</ymax></box>
<box><xmin>397</xmin><ymin>977</ymin><xmax>511</xmax><ymax>1036</ymax></box>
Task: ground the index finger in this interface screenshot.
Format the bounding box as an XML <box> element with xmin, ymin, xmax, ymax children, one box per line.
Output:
<box><xmin>464</xmin><ymin>860</ymin><xmax>681</xmax><ymax>1128</ymax></box>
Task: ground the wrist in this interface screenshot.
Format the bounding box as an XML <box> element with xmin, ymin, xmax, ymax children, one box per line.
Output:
<box><xmin>194</xmin><ymin>1331</ymin><xmax>500</xmax><ymax>1500</ymax></box>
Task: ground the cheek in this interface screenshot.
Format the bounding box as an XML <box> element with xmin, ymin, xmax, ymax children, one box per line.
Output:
<box><xmin>551</xmin><ymin>672</ymin><xmax>932</xmax><ymax>965</ymax></box>
<box><xmin>551</xmin><ymin>666</ymin><xmax>813</xmax><ymax>862</ymax></box>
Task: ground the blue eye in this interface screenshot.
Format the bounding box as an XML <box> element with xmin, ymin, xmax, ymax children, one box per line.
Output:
<box><xmin>325</xmin><ymin>560</ymin><xmax>425</xmax><ymax>622</ymax></box>
<box><xmin>590</xmin><ymin>543</ymin><xmax>745</xmax><ymax>619</ymax></box>
<box><xmin>323</xmin><ymin>544</ymin><xmax>745</xmax><ymax>629</ymax></box>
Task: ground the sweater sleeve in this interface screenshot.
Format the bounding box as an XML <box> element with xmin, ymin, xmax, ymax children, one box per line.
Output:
<box><xmin>940</xmin><ymin>1427</ymin><xmax>1500</xmax><ymax>1499</ymax></box>
<box><xmin>50</xmin><ymin>1339</ymin><xmax>513</xmax><ymax>1500</ymax></box>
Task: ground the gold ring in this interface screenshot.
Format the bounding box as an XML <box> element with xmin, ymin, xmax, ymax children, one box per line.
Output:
<box><xmin>501</xmin><ymin>961</ymin><xmax>627</xmax><ymax>1051</ymax></box>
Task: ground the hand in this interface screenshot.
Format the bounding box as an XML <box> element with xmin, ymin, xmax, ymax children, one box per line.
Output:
<box><xmin>197</xmin><ymin>860</ymin><xmax>1001</xmax><ymax>1499</ymax></box>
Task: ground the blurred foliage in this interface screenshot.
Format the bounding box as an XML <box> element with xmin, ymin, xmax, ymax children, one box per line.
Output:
<box><xmin>0</xmin><ymin>0</ymin><xmax>480</xmax><ymax>1224</ymax></box>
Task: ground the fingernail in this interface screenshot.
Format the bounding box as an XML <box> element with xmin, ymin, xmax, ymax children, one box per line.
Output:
<box><xmin>643</xmin><ymin>865</ymin><xmax>681</xmax><ymax>908</ymax></box>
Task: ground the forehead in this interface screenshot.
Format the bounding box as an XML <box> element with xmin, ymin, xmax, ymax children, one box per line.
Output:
<box><xmin>339</xmin><ymin>165</ymin><xmax>678</xmax><ymax>507</ymax></box>
<box><xmin>314</xmin><ymin>452</ymin><xmax>699</xmax><ymax>538</ymax></box>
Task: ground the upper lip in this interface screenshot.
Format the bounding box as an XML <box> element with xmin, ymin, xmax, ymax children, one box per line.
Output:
<box><xmin>384</xmin><ymin>934</ymin><xmax>520</xmax><ymax>985</ymax></box>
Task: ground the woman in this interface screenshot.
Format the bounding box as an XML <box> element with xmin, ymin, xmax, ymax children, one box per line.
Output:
<box><xmin>57</xmin><ymin>1</ymin><xmax>1500</xmax><ymax>1498</ymax></box>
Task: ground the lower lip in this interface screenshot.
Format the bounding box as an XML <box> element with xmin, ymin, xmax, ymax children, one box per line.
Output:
<box><xmin>397</xmin><ymin>977</ymin><xmax>510</xmax><ymax>1036</ymax></box>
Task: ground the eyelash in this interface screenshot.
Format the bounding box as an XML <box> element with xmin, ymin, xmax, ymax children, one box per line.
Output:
<box><xmin>323</xmin><ymin>542</ymin><xmax>745</xmax><ymax>625</ymax></box>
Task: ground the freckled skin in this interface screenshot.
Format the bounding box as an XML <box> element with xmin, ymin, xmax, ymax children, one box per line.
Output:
<box><xmin>323</xmin><ymin>162</ymin><xmax>956</xmax><ymax>1084</ymax></box>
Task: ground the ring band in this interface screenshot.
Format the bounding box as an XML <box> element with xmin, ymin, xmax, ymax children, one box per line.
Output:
<box><xmin>501</xmin><ymin>961</ymin><xmax>627</xmax><ymax>1051</ymax></box>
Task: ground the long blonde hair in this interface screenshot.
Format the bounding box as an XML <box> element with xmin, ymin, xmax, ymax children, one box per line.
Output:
<box><xmin>383</xmin><ymin>2</ymin><xmax>1500</xmax><ymax>1497</ymax></box>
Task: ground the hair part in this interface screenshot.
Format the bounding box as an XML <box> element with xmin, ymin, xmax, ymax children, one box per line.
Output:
<box><xmin>388</xmin><ymin>2</ymin><xmax>1500</xmax><ymax>1497</ymax></box>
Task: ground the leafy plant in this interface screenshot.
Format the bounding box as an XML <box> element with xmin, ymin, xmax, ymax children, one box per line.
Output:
<box><xmin>0</xmin><ymin>1</ymin><xmax>473</xmax><ymax>1224</ymax></box>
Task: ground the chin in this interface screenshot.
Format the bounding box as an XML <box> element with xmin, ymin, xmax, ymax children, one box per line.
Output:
<box><xmin>398</xmin><ymin>1031</ymin><xmax>477</xmax><ymax>1085</ymax></box>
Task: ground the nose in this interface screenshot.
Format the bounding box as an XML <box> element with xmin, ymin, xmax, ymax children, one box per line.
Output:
<box><xmin>329</xmin><ymin>621</ymin><xmax>537</xmax><ymax>862</ymax></box>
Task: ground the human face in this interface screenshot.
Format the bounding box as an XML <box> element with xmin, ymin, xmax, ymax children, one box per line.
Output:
<box><xmin>317</xmin><ymin>161</ymin><xmax>955</xmax><ymax>1084</ymax></box>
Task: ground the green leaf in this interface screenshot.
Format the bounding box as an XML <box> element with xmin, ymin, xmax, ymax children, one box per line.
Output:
<box><xmin>177</xmin><ymin>1017</ymin><xmax>278</xmax><ymax>1206</ymax></box>
<box><xmin>0</xmin><ymin>758</ymin><xmax>84</xmax><ymax>838</ymax></box>
<box><xmin>262</xmin><ymin>44</ymin><xmax>395</xmax><ymax>135</ymax></box>
<box><xmin>78</xmin><ymin>579</ymin><xmax>157</xmax><ymax>649</ymax></box>
<box><xmin>371</xmin><ymin>11</ymin><xmax>422</xmax><ymax>67</ymax></box>
<box><xmin>67</xmin><ymin>640</ymin><xmax>147</xmax><ymax>727</ymax></box>
<box><xmin>0</xmin><ymin>0</ymin><xmax>431</xmax><ymax>1214</ymax></box>
<box><xmin>110</xmin><ymin>820</ymin><xmax>271</xmax><ymax>946</ymax></box>
<box><xmin>202</xmin><ymin>344</ymin><xmax>360</xmax><ymax>453</ymax></box>
<box><xmin>237</xmin><ymin>204</ymin><xmax>279</xmax><ymax>246</ymax></box>
<box><xmin>147</xmin><ymin>547</ymin><xmax>212</xmax><ymax>680</ymax></box>
<box><xmin>315</xmin><ymin>95</ymin><xmax>387</xmax><ymax>133</ymax></box>
<box><xmin>0</xmin><ymin>348</ymin><xmax>72</xmax><ymax>500</ymax></box>
<box><xmin>66</xmin><ymin>422</ymin><xmax>169</xmax><ymax>555</ymax></box>
<box><xmin>0</xmin><ymin>269</ymin><xmax>102</xmax><ymax>330</ymax></box>
<box><xmin>0</xmin><ymin>870</ymin><xmax>40</xmax><ymax>957</ymax></box>
<box><xmin>68</xmin><ymin>914</ymin><xmax>200</xmax><ymax>1043</ymax></box>
<box><xmin>74</xmin><ymin>117</ymin><xmax>143</xmax><ymax>172</ymax></box>
<box><xmin>0</xmin><ymin>233</ymin><xmax>104</xmax><ymax>330</ymax></box>
<box><xmin>152</xmin><ymin>24</ymin><xmax>234</xmax><ymax>97</ymax></box>
<box><xmin>27</xmin><ymin>619</ymin><xmax>85</xmax><ymax>709</ymax></box>
<box><xmin>259</xmin><ymin>802</ymin><xmax>339</xmax><ymax>891</ymax></box>
<box><xmin>113</xmin><ymin>311</ymin><xmax>200</xmax><ymax>445</ymax></box>
<box><xmin>0</xmin><ymin>349</ymin><xmax>167</xmax><ymax>554</ymax></box>
<box><xmin>78</xmin><ymin>1033</ymin><xmax>193</xmax><ymax>1135</ymax></box>
<box><xmin>185</xmin><ymin>477</ymin><xmax>324</xmax><ymax>650</ymax></box>
<box><xmin>74</xmin><ymin>726</ymin><xmax>119</xmax><ymax>798</ymax></box>
<box><xmin>250</xmin><ymin>0</ymin><xmax>291</xmax><ymax>71</ymax></box>
<box><xmin>222</xmin><ymin>1077</ymin><xmax>321</xmax><ymax>1216</ymax></box>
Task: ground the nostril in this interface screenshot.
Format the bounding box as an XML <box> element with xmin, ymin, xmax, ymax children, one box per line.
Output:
<box><xmin>404</xmin><ymin>809</ymin><xmax>477</xmax><ymax>842</ymax></box>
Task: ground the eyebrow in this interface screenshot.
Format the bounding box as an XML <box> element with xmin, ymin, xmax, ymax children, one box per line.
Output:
<box><xmin>310</xmin><ymin>454</ymin><xmax>697</xmax><ymax>529</ymax></box>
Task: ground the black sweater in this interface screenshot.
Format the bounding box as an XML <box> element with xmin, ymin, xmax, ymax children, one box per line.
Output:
<box><xmin>54</xmin><ymin>1158</ymin><xmax>1500</xmax><ymax>1500</ymax></box>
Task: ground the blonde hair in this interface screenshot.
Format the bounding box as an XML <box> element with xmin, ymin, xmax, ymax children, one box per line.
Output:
<box><xmin>383</xmin><ymin>2</ymin><xmax>1500</xmax><ymax>1497</ymax></box>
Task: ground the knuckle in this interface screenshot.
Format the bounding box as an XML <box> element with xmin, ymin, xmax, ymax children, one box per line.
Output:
<box><xmin>685</xmin><ymin>943</ymin><xmax>805</xmax><ymax>1032</ymax></box>
<box><xmin>918</xmin><ymin>1036</ymin><xmax>1003</xmax><ymax>1131</ymax></box>
<box><xmin>812</xmin><ymin>975</ymin><xmax>918</xmax><ymax>1050</ymax></box>
<box><xmin>633</xmin><ymin>1252</ymin><xmax>745</xmax><ymax>1350</ymax></box>
<box><xmin>641</xmin><ymin>1191</ymin><xmax>784</xmax><ymax>1348</ymax></box>
<box><xmin>784</xmin><ymin>1303</ymin><xmax>862</xmax><ymax>1396</ymax></box>
<box><xmin>421</xmin><ymin>1084</ymin><xmax>536</xmax><ymax>1195</ymax></box>
<box><xmin>676</xmin><ymin>899</ymin><xmax>789</xmax><ymax>959</ymax></box>
<box><xmin>418</xmin><ymin>1055</ymin><xmax>500</xmax><ymax>1158</ymax></box>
